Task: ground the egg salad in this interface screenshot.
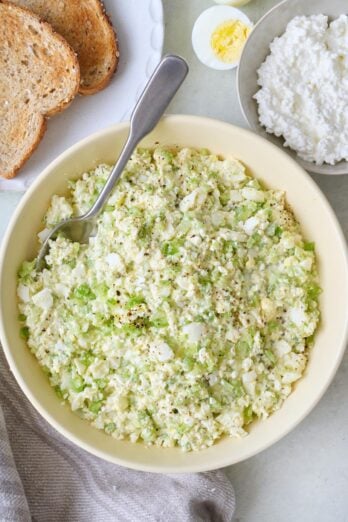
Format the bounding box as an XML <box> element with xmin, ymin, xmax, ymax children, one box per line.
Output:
<box><xmin>17</xmin><ymin>147</ymin><xmax>320</xmax><ymax>451</ymax></box>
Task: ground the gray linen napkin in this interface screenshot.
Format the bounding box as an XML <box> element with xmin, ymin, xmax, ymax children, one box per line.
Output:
<box><xmin>0</xmin><ymin>349</ymin><xmax>235</xmax><ymax>522</ymax></box>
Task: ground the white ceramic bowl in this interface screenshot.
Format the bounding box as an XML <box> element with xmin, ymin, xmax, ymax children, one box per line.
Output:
<box><xmin>1</xmin><ymin>115</ymin><xmax>347</xmax><ymax>472</ymax></box>
<box><xmin>237</xmin><ymin>0</ymin><xmax>348</xmax><ymax>175</ymax></box>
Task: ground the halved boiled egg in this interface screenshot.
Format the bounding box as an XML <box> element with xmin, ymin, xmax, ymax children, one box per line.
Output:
<box><xmin>192</xmin><ymin>6</ymin><xmax>253</xmax><ymax>70</ymax></box>
<box><xmin>214</xmin><ymin>0</ymin><xmax>253</xmax><ymax>5</ymax></box>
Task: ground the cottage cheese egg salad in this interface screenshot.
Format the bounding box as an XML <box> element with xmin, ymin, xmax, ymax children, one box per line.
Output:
<box><xmin>17</xmin><ymin>147</ymin><xmax>320</xmax><ymax>451</ymax></box>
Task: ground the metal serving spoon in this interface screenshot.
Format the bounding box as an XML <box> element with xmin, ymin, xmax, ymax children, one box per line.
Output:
<box><xmin>36</xmin><ymin>54</ymin><xmax>189</xmax><ymax>271</ymax></box>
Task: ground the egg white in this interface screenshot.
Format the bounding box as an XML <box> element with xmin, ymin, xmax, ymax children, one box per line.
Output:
<box><xmin>214</xmin><ymin>0</ymin><xmax>252</xmax><ymax>5</ymax></box>
<box><xmin>192</xmin><ymin>6</ymin><xmax>252</xmax><ymax>70</ymax></box>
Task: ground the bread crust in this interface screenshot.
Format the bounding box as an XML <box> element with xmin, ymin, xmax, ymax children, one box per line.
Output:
<box><xmin>3</xmin><ymin>117</ymin><xmax>46</xmax><ymax>180</ymax></box>
<box><xmin>78</xmin><ymin>0</ymin><xmax>119</xmax><ymax>95</ymax></box>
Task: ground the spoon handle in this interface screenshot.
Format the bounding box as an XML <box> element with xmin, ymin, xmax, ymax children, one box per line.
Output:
<box><xmin>86</xmin><ymin>54</ymin><xmax>189</xmax><ymax>219</ymax></box>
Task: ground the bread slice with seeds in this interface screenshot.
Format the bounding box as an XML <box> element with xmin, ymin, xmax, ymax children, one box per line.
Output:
<box><xmin>0</xmin><ymin>1</ymin><xmax>80</xmax><ymax>179</ymax></box>
<box><xmin>9</xmin><ymin>0</ymin><xmax>119</xmax><ymax>95</ymax></box>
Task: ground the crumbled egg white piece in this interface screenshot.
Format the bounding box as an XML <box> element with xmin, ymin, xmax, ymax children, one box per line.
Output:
<box><xmin>17</xmin><ymin>284</ymin><xmax>30</xmax><ymax>303</ymax></box>
<box><xmin>32</xmin><ymin>288</ymin><xmax>53</xmax><ymax>310</ymax></box>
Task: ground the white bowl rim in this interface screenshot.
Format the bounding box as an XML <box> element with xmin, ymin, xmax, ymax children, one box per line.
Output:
<box><xmin>236</xmin><ymin>0</ymin><xmax>348</xmax><ymax>176</ymax></box>
<box><xmin>1</xmin><ymin>115</ymin><xmax>348</xmax><ymax>472</ymax></box>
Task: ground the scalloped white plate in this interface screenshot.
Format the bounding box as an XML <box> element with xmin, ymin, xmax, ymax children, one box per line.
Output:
<box><xmin>1</xmin><ymin>0</ymin><xmax>164</xmax><ymax>191</ymax></box>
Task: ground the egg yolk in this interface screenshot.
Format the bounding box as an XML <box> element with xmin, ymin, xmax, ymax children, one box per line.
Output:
<box><xmin>211</xmin><ymin>19</ymin><xmax>251</xmax><ymax>63</ymax></box>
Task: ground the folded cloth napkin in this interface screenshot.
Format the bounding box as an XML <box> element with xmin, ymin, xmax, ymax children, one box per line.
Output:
<box><xmin>0</xmin><ymin>349</ymin><xmax>236</xmax><ymax>522</ymax></box>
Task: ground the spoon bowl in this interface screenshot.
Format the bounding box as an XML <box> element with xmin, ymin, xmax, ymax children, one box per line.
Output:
<box><xmin>36</xmin><ymin>54</ymin><xmax>189</xmax><ymax>270</ymax></box>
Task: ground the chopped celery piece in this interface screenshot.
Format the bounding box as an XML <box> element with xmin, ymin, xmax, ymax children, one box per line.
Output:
<box><xmin>105</xmin><ymin>422</ymin><xmax>116</xmax><ymax>433</ymax></box>
<box><xmin>235</xmin><ymin>340</ymin><xmax>250</xmax><ymax>359</ymax></box>
<box><xmin>71</xmin><ymin>375</ymin><xmax>84</xmax><ymax>392</ymax></box>
<box><xmin>304</xmin><ymin>241</ymin><xmax>315</xmax><ymax>251</ymax></box>
<box><xmin>150</xmin><ymin>316</ymin><xmax>168</xmax><ymax>328</ymax></box>
<box><xmin>73</xmin><ymin>284</ymin><xmax>96</xmax><ymax>301</ymax></box>
<box><xmin>18</xmin><ymin>260</ymin><xmax>36</xmax><ymax>282</ymax></box>
<box><xmin>89</xmin><ymin>400</ymin><xmax>103</xmax><ymax>414</ymax></box>
<box><xmin>19</xmin><ymin>326</ymin><xmax>30</xmax><ymax>340</ymax></box>
<box><xmin>221</xmin><ymin>379</ymin><xmax>244</xmax><ymax>399</ymax></box>
<box><xmin>244</xmin><ymin>405</ymin><xmax>254</xmax><ymax>424</ymax></box>
<box><xmin>307</xmin><ymin>283</ymin><xmax>322</xmax><ymax>300</ymax></box>
<box><xmin>126</xmin><ymin>295</ymin><xmax>145</xmax><ymax>309</ymax></box>
<box><xmin>161</xmin><ymin>241</ymin><xmax>180</xmax><ymax>256</ymax></box>
<box><xmin>265</xmin><ymin>349</ymin><xmax>276</xmax><ymax>365</ymax></box>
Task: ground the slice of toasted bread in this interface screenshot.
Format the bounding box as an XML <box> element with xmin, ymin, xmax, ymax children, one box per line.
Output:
<box><xmin>0</xmin><ymin>1</ymin><xmax>80</xmax><ymax>179</ymax></box>
<box><xmin>9</xmin><ymin>0</ymin><xmax>119</xmax><ymax>95</ymax></box>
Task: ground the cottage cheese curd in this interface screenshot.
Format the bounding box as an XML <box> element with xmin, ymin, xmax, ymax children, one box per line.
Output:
<box><xmin>17</xmin><ymin>148</ymin><xmax>320</xmax><ymax>451</ymax></box>
<box><xmin>255</xmin><ymin>15</ymin><xmax>348</xmax><ymax>165</ymax></box>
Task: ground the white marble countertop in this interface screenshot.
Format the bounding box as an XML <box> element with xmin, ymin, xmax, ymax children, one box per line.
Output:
<box><xmin>1</xmin><ymin>1</ymin><xmax>347</xmax><ymax>520</ymax></box>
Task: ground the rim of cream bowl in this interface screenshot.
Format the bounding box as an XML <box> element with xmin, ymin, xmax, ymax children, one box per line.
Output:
<box><xmin>1</xmin><ymin>115</ymin><xmax>347</xmax><ymax>472</ymax></box>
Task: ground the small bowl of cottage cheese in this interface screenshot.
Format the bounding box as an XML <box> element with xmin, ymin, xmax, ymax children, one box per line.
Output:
<box><xmin>237</xmin><ymin>0</ymin><xmax>348</xmax><ymax>175</ymax></box>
